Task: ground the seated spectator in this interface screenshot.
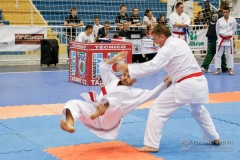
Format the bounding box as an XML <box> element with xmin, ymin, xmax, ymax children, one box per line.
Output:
<box><xmin>97</xmin><ymin>21</ymin><xmax>111</xmax><ymax>38</ymax></box>
<box><xmin>93</xmin><ymin>16</ymin><xmax>103</xmax><ymax>38</ymax></box>
<box><xmin>118</xmin><ymin>21</ymin><xmax>130</xmax><ymax>37</ymax></box>
<box><xmin>143</xmin><ymin>9</ymin><xmax>157</xmax><ymax>26</ymax></box>
<box><xmin>156</xmin><ymin>14</ymin><xmax>168</xmax><ymax>26</ymax></box>
<box><xmin>115</xmin><ymin>4</ymin><xmax>129</xmax><ymax>30</ymax></box>
<box><xmin>194</xmin><ymin>11</ymin><xmax>208</xmax><ymax>30</ymax></box>
<box><xmin>129</xmin><ymin>7</ymin><xmax>142</xmax><ymax>27</ymax></box>
<box><xmin>75</xmin><ymin>25</ymin><xmax>95</xmax><ymax>43</ymax></box>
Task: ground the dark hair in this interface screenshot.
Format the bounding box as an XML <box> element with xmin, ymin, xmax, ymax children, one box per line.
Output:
<box><xmin>120</xmin><ymin>4</ymin><xmax>126</xmax><ymax>10</ymax></box>
<box><xmin>175</xmin><ymin>2</ymin><xmax>183</xmax><ymax>9</ymax></box>
<box><xmin>222</xmin><ymin>6</ymin><xmax>230</xmax><ymax>11</ymax></box>
<box><xmin>132</xmin><ymin>7</ymin><xmax>138</xmax><ymax>12</ymax></box>
<box><xmin>220</xmin><ymin>1</ymin><xmax>229</xmax><ymax>9</ymax></box>
<box><xmin>94</xmin><ymin>16</ymin><xmax>99</xmax><ymax>19</ymax></box>
<box><xmin>152</xmin><ymin>24</ymin><xmax>171</xmax><ymax>38</ymax></box>
<box><xmin>85</xmin><ymin>24</ymin><xmax>93</xmax><ymax>30</ymax></box>
<box><xmin>104</xmin><ymin>21</ymin><xmax>111</xmax><ymax>25</ymax></box>
<box><xmin>71</xmin><ymin>7</ymin><xmax>77</xmax><ymax>12</ymax></box>
<box><xmin>144</xmin><ymin>9</ymin><xmax>151</xmax><ymax>16</ymax></box>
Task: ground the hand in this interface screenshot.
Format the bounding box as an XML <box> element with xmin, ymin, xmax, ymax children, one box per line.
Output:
<box><xmin>164</xmin><ymin>75</ymin><xmax>172</xmax><ymax>87</ymax></box>
<box><xmin>115</xmin><ymin>51</ymin><xmax>128</xmax><ymax>61</ymax></box>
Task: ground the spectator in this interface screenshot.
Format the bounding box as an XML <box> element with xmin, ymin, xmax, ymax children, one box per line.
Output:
<box><xmin>64</xmin><ymin>7</ymin><xmax>84</xmax><ymax>57</ymax></box>
<box><xmin>156</xmin><ymin>14</ymin><xmax>168</xmax><ymax>26</ymax></box>
<box><xmin>193</xmin><ymin>11</ymin><xmax>208</xmax><ymax>30</ymax></box>
<box><xmin>200</xmin><ymin>1</ymin><xmax>229</xmax><ymax>73</ymax></box>
<box><xmin>75</xmin><ymin>25</ymin><xmax>95</xmax><ymax>43</ymax></box>
<box><xmin>129</xmin><ymin>7</ymin><xmax>142</xmax><ymax>27</ymax></box>
<box><xmin>115</xmin><ymin>4</ymin><xmax>129</xmax><ymax>30</ymax></box>
<box><xmin>118</xmin><ymin>21</ymin><xmax>130</xmax><ymax>37</ymax></box>
<box><xmin>64</xmin><ymin>7</ymin><xmax>84</xmax><ymax>41</ymax></box>
<box><xmin>143</xmin><ymin>9</ymin><xmax>157</xmax><ymax>26</ymax></box>
<box><xmin>97</xmin><ymin>21</ymin><xmax>111</xmax><ymax>38</ymax></box>
<box><xmin>169</xmin><ymin>2</ymin><xmax>191</xmax><ymax>41</ymax></box>
<box><xmin>93</xmin><ymin>16</ymin><xmax>103</xmax><ymax>38</ymax></box>
<box><xmin>144</xmin><ymin>24</ymin><xmax>156</xmax><ymax>61</ymax></box>
<box><xmin>202</xmin><ymin>1</ymin><xmax>214</xmax><ymax>25</ymax></box>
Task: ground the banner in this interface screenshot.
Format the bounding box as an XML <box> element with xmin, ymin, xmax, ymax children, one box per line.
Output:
<box><xmin>0</xmin><ymin>27</ymin><xmax>46</xmax><ymax>51</ymax></box>
<box><xmin>188</xmin><ymin>28</ymin><xmax>208</xmax><ymax>51</ymax></box>
<box><xmin>228</xmin><ymin>0</ymin><xmax>240</xmax><ymax>18</ymax></box>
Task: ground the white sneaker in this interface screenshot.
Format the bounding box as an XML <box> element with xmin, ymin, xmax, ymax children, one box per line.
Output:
<box><xmin>201</xmin><ymin>67</ymin><xmax>212</xmax><ymax>73</ymax></box>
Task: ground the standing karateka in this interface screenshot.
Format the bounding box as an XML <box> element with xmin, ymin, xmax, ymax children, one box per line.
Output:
<box><xmin>60</xmin><ymin>51</ymin><xmax>170</xmax><ymax>140</ymax></box>
<box><xmin>169</xmin><ymin>2</ymin><xmax>191</xmax><ymax>41</ymax></box>
<box><xmin>118</xmin><ymin>24</ymin><xmax>220</xmax><ymax>152</ymax></box>
<box><xmin>214</xmin><ymin>6</ymin><xmax>237</xmax><ymax>75</ymax></box>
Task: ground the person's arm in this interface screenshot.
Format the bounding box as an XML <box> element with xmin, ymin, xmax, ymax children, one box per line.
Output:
<box><xmin>215</xmin><ymin>19</ymin><xmax>220</xmax><ymax>38</ymax></box>
<box><xmin>75</xmin><ymin>32</ymin><xmax>83</xmax><ymax>42</ymax></box>
<box><xmin>99</xmin><ymin>51</ymin><xmax>128</xmax><ymax>85</ymax></box>
<box><xmin>232</xmin><ymin>19</ymin><xmax>237</xmax><ymax>36</ymax></box>
<box><xmin>118</xmin><ymin>47</ymin><xmax>170</xmax><ymax>79</ymax></box>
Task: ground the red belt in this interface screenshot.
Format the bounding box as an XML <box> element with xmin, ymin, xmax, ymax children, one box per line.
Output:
<box><xmin>173</xmin><ymin>31</ymin><xmax>184</xmax><ymax>38</ymax></box>
<box><xmin>218</xmin><ymin>35</ymin><xmax>232</xmax><ymax>54</ymax></box>
<box><xmin>177</xmin><ymin>72</ymin><xmax>203</xmax><ymax>83</ymax></box>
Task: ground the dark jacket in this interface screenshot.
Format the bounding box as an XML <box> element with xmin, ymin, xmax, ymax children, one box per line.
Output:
<box><xmin>206</xmin><ymin>10</ymin><xmax>223</xmax><ymax>39</ymax></box>
<box><xmin>97</xmin><ymin>27</ymin><xmax>108</xmax><ymax>38</ymax></box>
<box><xmin>118</xmin><ymin>29</ymin><xmax>128</xmax><ymax>37</ymax></box>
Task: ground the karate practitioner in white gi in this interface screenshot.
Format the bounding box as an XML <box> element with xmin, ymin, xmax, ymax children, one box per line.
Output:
<box><xmin>214</xmin><ymin>6</ymin><xmax>237</xmax><ymax>75</ymax></box>
<box><xmin>60</xmin><ymin>51</ymin><xmax>170</xmax><ymax>139</ymax></box>
<box><xmin>118</xmin><ymin>24</ymin><xmax>220</xmax><ymax>152</ymax></box>
<box><xmin>169</xmin><ymin>2</ymin><xmax>191</xmax><ymax>41</ymax></box>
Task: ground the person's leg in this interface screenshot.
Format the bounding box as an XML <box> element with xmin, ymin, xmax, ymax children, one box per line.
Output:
<box><xmin>90</xmin><ymin>102</ymin><xmax>109</xmax><ymax>120</ymax></box>
<box><xmin>214</xmin><ymin>46</ymin><xmax>225</xmax><ymax>74</ymax></box>
<box><xmin>225</xmin><ymin>46</ymin><xmax>234</xmax><ymax>75</ymax></box>
<box><xmin>189</xmin><ymin>103</ymin><xmax>220</xmax><ymax>144</ymax></box>
<box><xmin>60</xmin><ymin>100</ymin><xmax>95</xmax><ymax>133</ymax></box>
<box><xmin>201</xmin><ymin>38</ymin><xmax>215</xmax><ymax>72</ymax></box>
<box><xmin>138</xmin><ymin>86</ymin><xmax>185</xmax><ymax>152</ymax></box>
<box><xmin>221</xmin><ymin>53</ymin><xmax>228</xmax><ymax>72</ymax></box>
<box><xmin>60</xmin><ymin>108</ymin><xmax>75</xmax><ymax>133</ymax></box>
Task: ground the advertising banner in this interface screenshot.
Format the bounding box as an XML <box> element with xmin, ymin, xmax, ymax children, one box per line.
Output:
<box><xmin>188</xmin><ymin>28</ymin><xmax>208</xmax><ymax>51</ymax></box>
<box><xmin>0</xmin><ymin>27</ymin><xmax>46</xmax><ymax>51</ymax></box>
<box><xmin>69</xmin><ymin>41</ymin><xmax>132</xmax><ymax>86</ymax></box>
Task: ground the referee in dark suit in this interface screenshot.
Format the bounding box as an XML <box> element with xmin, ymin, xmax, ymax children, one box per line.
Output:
<box><xmin>97</xmin><ymin>21</ymin><xmax>111</xmax><ymax>38</ymax></box>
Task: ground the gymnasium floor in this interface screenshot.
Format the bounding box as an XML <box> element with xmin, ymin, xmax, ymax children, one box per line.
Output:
<box><xmin>0</xmin><ymin>63</ymin><xmax>239</xmax><ymax>160</ymax></box>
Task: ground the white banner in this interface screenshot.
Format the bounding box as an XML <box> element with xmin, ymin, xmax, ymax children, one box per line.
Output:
<box><xmin>229</xmin><ymin>0</ymin><xmax>240</xmax><ymax>18</ymax></box>
<box><xmin>167</xmin><ymin>0</ymin><xmax>194</xmax><ymax>18</ymax></box>
<box><xmin>188</xmin><ymin>28</ymin><xmax>208</xmax><ymax>51</ymax></box>
<box><xmin>0</xmin><ymin>27</ymin><xmax>47</xmax><ymax>51</ymax></box>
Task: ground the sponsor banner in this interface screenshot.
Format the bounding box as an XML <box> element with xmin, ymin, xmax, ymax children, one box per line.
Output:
<box><xmin>78</xmin><ymin>52</ymin><xmax>87</xmax><ymax>77</ymax></box>
<box><xmin>0</xmin><ymin>27</ymin><xmax>46</xmax><ymax>51</ymax></box>
<box><xmin>70</xmin><ymin>51</ymin><xmax>76</xmax><ymax>76</ymax></box>
<box><xmin>92</xmin><ymin>53</ymin><xmax>103</xmax><ymax>79</ymax></box>
<box><xmin>188</xmin><ymin>29</ymin><xmax>208</xmax><ymax>51</ymax></box>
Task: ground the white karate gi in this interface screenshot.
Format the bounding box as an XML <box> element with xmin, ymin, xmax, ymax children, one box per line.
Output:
<box><xmin>169</xmin><ymin>12</ymin><xmax>191</xmax><ymax>41</ymax></box>
<box><xmin>75</xmin><ymin>32</ymin><xmax>95</xmax><ymax>43</ymax></box>
<box><xmin>215</xmin><ymin>16</ymin><xmax>237</xmax><ymax>69</ymax></box>
<box><xmin>128</xmin><ymin>36</ymin><xmax>220</xmax><ymax>149</ymax></box>
<box><xmin>63</xmin><ymin>62</ymin><xmax>167</xmax><ymax>139</ymax></box>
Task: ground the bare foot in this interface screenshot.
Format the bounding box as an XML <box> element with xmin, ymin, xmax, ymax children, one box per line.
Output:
<box><xmin>60</xmin><ymin>119</ymin><xmax>75</xmax><ymax>133</ymax></box>
<box><xmin>90</xmin><ymin>105</ymin><xmax>106</xmax><ymax>120</ymax></box>
<box><xmin>136</xmin><ymin>145</ymin><xmax>158</xmax><ymax>152</ymax></box>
